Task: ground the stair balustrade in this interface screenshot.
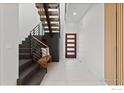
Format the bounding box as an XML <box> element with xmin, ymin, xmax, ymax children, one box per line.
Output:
<box><xmin>30</xmin><ymin>23</ymin><xmax>49</xmax><ymax>62</ymax></box>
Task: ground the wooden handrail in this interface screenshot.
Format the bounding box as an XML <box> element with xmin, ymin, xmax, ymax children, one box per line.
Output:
<box><xmin>32</xmin><ymin>36</ymin><xmax>49</xmax><ymax>48</ymax></box>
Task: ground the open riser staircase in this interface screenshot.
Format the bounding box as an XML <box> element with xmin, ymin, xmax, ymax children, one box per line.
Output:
<box><xmin>17</xmin><ymin>3</ymin><xmax>60</xmax><ymax>85</ymax></box>
<box><xmin>35</xmin><ymin>3</ymin><xmax>60</xmax><ymax>62</ymax></box>
<box><xmin>35</xmin><ymin>3</ymin><xmax>60</xmax><ymax>34</ymax></box>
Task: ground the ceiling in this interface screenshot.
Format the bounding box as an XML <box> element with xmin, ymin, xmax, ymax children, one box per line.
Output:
<box><xmin>65</xmin><ymin>3</ymin><xmax>92</xmax><ymax>23</ymax></box>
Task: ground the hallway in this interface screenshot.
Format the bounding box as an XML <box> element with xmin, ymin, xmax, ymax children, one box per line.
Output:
<box><xmin>0</xmin><ymin>3</ymin><xmax>105</xmax><ymax>85</ymax></box>
<box><xmin>41</xmin><ymin>59</ymin><xmax>106</xmax><ymax>85</ymax></box>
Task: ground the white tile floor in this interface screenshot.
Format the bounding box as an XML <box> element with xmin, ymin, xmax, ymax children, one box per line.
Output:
<box><xmin>40</xmin><ymin>59</ymin><xmax>106</xmax><ymax>85</ymax></box>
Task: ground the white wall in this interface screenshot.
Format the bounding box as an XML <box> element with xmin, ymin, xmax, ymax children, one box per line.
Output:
<box><xmin>0</xmin><ymin>4</ymin><xmax>2</xmax><ymax>84</ymax></box>
<box><xmin>60</xmin><ymin>4</ymin><xmax>104</xmax><ymax>81</ymax></box>
<box><xmin>19</xmin><ymin>3</ymin><xmax>40</xmax><ymax>43</ymax></box>
<box><xmin>78</xmin><ymin>4</ymin><xmax>104</xmax><ymax>80</ymax></box>
<box><xmin>0</xmin><ymin>4</ymin><xmax>18</xmax><ymax>85</ymax></box>
<box><xmin>59</xmin><ymin>3</ymin><xmax>65</xmax><ymax>61</ymax></box>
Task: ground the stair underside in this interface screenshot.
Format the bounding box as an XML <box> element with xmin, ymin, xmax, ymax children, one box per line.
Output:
<box><xmin>35</xmin><ymin>3</ymin><xmax>60</xmax><ymax>33</ymax></box>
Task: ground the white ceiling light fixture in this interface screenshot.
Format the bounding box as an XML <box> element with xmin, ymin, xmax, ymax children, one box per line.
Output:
<box><xmin>73</xmin><ymin>12</ymin><xmax>77</xmax><ymax>16</ymax></box>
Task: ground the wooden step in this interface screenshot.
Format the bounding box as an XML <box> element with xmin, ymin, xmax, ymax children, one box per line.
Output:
<box><xmin>43</xmin><ymin>26</ymin><xmax>59</xmax><ymax>29</ymax></box>
<box><xmin>17</xmin><ymin>63</ymin><xmax>39</xmax><ymax>85</ymax></box>
<box><xmin>19</xmin><ymin>53</ymin><xmax>31</xmax><ymax>59</ymax></box>
<box><xmin>42</xmin><ymin>23</ymin><xmax>59</xmax><ymax>27</ymax></box>
<box><xmin>48</xmin><ymin>3</ymin><xmax>59</xmax><ymax>9</ymax></box>
<box><xmin>38</xmin><ymin>11</ymin><xmax>58</xmax><ymax>16</ymax></box>
<box><xmin>44</xmin><ymin>31</ymin><xmax>59</xmax><ymax>33</ymax></box>
<box><xmin>47</xmin><ymin>11</ymin><xmax>59</xmax><ymax>15</ymax></box>
<box><xmin>44</xmin><ymin>26</ymin><xmax>59</xmax><ymax>29</ymax></box>
<box><xmin>40</xmin><ymin>18</ymin><xmax>59</xmax><ymax>22</ymax></box>
<box><xmin>44</xmin><ymin>28</ymin><xmax>59</xmax><ymax>31</ymax></box>
<box><xmin>18</xmin><ymin>35</ymin><xmax>47</xmax><ymax>85</ymax></box>
<box><xmin>19</xmin><ymin>43</ymin><xmax>30</xmax><ymax>48</ymax></box>
<box><xmin>22</xmin><ymin>40</ymin><xmax>30</xmax><ymax>43</ymax></box>
<box><xmin>35</xmin><ymin>3</ymin><xmax>58</xmax><ymax>9</ymax></box>
<box><xmin>25</xmin><ymin>68</ymin><xmax>47</xmax><ymax>85</ymax></box>
<box><xmin>19</xmin><ymin>48</ymin><xmax>31</xmax><ymax>53</ymax></box>
<box><xmin>19</xmin><ymin>59</ymin><xmax>33</xmax><ymax>73</ymax></box>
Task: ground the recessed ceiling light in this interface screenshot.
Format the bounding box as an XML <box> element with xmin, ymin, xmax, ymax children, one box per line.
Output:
<box><xmin>73</xmin><ymin>12</ymin><xmax>77</xmax><ymax>16</ymax></box>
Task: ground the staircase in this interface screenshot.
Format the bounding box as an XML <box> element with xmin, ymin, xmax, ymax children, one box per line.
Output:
<box><xmin>35</xmin><ymin>3</ymin><xmax>60</xmax><ymax>62</ymax></box>
<box><xmin>35</xmin><ymin>3</ymin><xmax>60</xmax><ymax>34</ymax></box>
<box><xmin>17</xmin><ymin>3</ymin><xmax>60</xmax><ymax>85</ymax></box>
<box><xmin>18</xmin><ymin>35</ymin><xmax>47</xmax><ymax>85</ymax></box>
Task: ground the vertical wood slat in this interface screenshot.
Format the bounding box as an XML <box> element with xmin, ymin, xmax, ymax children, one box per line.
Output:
<box><xmin>121</xmin><ymin>3</ymin><xmax>124</xmax><ymax>85</ymax></box>
<box><xmin>116</xmin><ymin>4</ymin><xmax>118</xmax><ymax>85</ymax></box>
<box><xmin>123</xmin><ymin>3</ymin><xmax>124</xmax><ymax>85</ymax></box>
<box><xmin>120</xmin><ymin>3</ymin><xmax>122</xmax><ymax>85</ymax></box>
<box><xmin>117</xmin><ymin>3</ymin><xmax>120</xmax><ymax>85</ymax></box>
<box><xmin>104</xmin><ymin>4</ymin><xmax>117</xmax><ymax>85</ymax></box>
<box><xmin>116</xmin><ymin>3</ymin><xmax>124</xmax><ymax>85</ymax></box>
<box><xmin>121</xmin><ymin>4</ymin><xmax>123</xmax><ymax>85</ymax></box>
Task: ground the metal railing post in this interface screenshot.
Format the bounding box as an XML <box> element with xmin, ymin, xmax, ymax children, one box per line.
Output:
<box><xmin>38</xmin><ymin>24</ymin><xmax>40</xmax><ymax>35</ymax></box>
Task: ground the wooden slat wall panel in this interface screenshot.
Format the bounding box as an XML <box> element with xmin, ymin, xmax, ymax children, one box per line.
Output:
<box><xmin>104</xmin><ymin>4</ymin><xmax>117</xmax><ymax>85</ymax></box>
<box><xmin>105</xmin><ymin>3</ymin><xmax>124</xmax><ymax>85</ymax></box>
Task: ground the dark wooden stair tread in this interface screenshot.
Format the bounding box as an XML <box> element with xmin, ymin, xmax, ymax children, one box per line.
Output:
<box><xmin>19</xmin><ymin>43</ymin><xmax>30</xmax><ymax>46</ymax></box>
<box><xmin>19</xmin><ymin>48</ymin><xmax>31</xmax><ymax>53</ymax></box>
<box><xmin>25</xmin><ymin>68</ymin><xmax>46</xmax><ymax>85</ymax></box>
<box><xmin>19</xmin><ymin>53</ymin><xmax>31</xmax><ymax>59</ymax></box>
<box><xmin>19</xmin><ymin>48</ymin><xmax>30</xmax><ymax>50</ymax></box>
<box><xmin>19</xmin><ymin>59</ymin><xmax>33</xmax><ymax>73</ymax></box>
<box><xmin>19</xmin><ymin>44</ymin><xmax>30</xmax><ymax>48</ymax></box>
<box><xmin>19</xmin><ymin>48</ymin><xmax>31</xmax><ymax>50</ymax></box>
<box><xmin>19</xmin><ymin>59</ymin><xmax>32</xmax><ymax>66</ymax></box>
<box><xmin>18</xmin><ymin>35</ymin><xmax>48</xmax><ymax>85</ymax></box>
<box><xmin>19</xmin><ymin>48</ymin><xmax>30</xmax><ymax>49</ymax></box>
<box><xmin>19</xmin><ymin>53</ymin><xmax>30</xmax><ymax>55</ymax></box>
<box><xmin>19</xmin><ymin>63</ymin><xmax>39</xmax><ymax>80</ymax></box>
